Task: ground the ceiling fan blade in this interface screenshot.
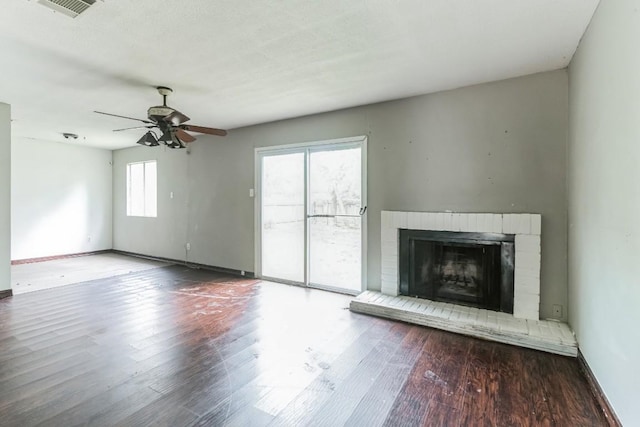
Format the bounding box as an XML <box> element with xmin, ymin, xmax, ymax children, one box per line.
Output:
<box><xmin>165</xmin><ymin>110</ymin><xmax>190</xmax><ymax>125</ymax></box>
<box><xmin>179</xmin><ymin>124</ymin><xmax>227</xmax><ymax>137</ymax></box>
<box><xmin>94</xmin><ymin>111</ymin><xmax>154</xmax><ymax>124</ymax></box>
<box><xmin>113</xmin><ymin>125</ymin><xmax>157</xmax><ymax>132</ymax></box>
<box><xmin>175</xmin><ymin>129</ymin><xmax>196</xmax><ymax>143</ymax></box>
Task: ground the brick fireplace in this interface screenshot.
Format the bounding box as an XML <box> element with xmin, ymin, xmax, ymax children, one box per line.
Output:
<box><xmin>381</xmin><ymin>211</ymin><xmax>541</xmax><ymax>320</ymax></box>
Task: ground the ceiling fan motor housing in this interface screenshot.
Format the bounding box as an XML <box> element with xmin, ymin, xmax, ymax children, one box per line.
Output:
<box><xmin>148</xmin><ymin>106</ymin><xmax>174</xmax><ymax>122</ymax></box>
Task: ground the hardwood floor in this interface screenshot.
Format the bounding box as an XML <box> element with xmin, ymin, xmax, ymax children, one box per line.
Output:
<box><xmin>0</xmin><ymin>265</ymin><xmax>606</xmax><ymax>426</ymax></box>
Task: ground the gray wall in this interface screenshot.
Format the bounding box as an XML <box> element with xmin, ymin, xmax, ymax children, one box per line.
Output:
<box><xmin>113</xmin><ymin>146</ymin><xmax>189</xmax><ymax>261</ymax></box>
<box><xmin>11</xmin><ymin>137</ymin><xmax>113</xmax><ymax>260</ymax></box>
<box><xmin>0</xmin><ymin>103</ymin><xmax>10</xmax><ymax>292</ymax></box>
<box><xmin>113</xmin><ymin>70</ymin><xmax>568</xmax><ymax>320</ymax></box>
<box><xmin>569</xmin><ymin>0</ymin><xmax>640</xmax><ymax>424</ymax></box>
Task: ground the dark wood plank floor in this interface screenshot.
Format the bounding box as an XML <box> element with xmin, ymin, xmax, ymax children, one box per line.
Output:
<box><xmin>0</xmin><ymin>265</ymin><xmax>606</xmax><ymax>426</ymax></box>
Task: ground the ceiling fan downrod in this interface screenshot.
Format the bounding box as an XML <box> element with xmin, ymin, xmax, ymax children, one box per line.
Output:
<box><xmin>157</xmin><ymin>86</ymin><xmax>173</xmax><ymax>107</ymax></box>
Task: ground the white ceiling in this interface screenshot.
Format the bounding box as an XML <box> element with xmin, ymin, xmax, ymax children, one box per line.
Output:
<box><xmin>0</xmin><ymin>0</ymin><xmax>599</xmax><ymax>150</ymax></box>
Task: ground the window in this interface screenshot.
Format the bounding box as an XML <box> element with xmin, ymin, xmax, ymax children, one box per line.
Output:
<box><xmin>126</xmin><ymin>161</ymin><xmax>157</xmax><ymax>217</ymax></box>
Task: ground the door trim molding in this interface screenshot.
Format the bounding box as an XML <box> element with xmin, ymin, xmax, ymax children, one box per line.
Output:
<box><xmin>255</xmin><ymin>135</ymin><xmax>367</xmax><ymax>154</ymax></box>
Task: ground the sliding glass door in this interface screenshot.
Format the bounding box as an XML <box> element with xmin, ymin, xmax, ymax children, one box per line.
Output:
<box><xmin>257</xmin><ymin>137</ymin><xmax>366</xmax><ymax>294</ymax></box>
<box><xmin>308</xmin><ymin>147</ymin><xmax>362</xmax><ymax>292</ymax></box>
<box><xmin>260</xmin><ymin>152</ymin><xmax>305</xmax><ymax>282</ymax></box>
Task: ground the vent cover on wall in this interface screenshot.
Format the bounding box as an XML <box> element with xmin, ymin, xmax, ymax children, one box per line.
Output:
<box><xmin>38</xmin><ymin>0</ymin><xmax>96</xmax><ymax>18</ymax></box>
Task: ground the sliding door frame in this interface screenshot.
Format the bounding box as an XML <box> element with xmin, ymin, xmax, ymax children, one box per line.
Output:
<box><xmin>254</xmin><ymin>135</ymin><xmax>367</xmax><ymax>294</ymax></box>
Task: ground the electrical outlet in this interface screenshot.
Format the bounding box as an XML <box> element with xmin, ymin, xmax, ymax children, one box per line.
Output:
<box><xmin>552</xmin><ymin>304</ymin><xmax>563</xmax><ymax>318</ymax></box>
<box><xmin>249</xmin><ymin>189</ymin><xmax>255</xmax><ymax>198</ymax></box>
<box><xmin>185</xmin><ymin>243</ymin><xmax>191</xmax><ymax>251</ymax></box>
<box><xmin>240</xmin><ymin>270</ymin><xmax>245</xmax><ymax>276</ymax></box>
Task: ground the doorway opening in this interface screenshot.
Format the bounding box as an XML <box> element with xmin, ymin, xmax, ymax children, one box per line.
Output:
<box><xmin>256</xmin><ymin>136</ymin><xmax>367</xmax><ymax>294</ymax></box>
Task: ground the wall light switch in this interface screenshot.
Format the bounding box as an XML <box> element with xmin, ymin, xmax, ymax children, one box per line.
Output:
<box><xmin>249</xmin><ymin>188</ymin><xmax>255</xmax><ymax>197</ymax></box>
<box><xmin>170</xmin><ymin>191</ymin><xmax>174</xmax><ymax>199</ymax></box>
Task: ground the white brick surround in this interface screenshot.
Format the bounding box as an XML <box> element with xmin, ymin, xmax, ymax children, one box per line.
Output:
<box><xmin>381</xmin><ymin>211</ymin><xmax>542</xmax><ymax>320</ymax></box>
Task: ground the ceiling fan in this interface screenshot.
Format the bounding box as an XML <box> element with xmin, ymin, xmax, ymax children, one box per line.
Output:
<box><xmin>95</xmin><ymin>86</ymin><xmax>227</xmax><ymax>149</ymax></box>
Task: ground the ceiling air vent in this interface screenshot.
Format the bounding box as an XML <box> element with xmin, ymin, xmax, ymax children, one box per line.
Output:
<box><xmin>38</xmin><ymin>0</ymin><xmax>96</xmax><ymax>18</ymax></box>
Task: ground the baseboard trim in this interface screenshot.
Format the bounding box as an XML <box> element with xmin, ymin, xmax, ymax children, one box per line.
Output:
<box><xmin>578</xmin><ymin>350</ymin><xmax>622</xmax><ymax>427</ymax></box>
<box><xmin>112</xmin><ymin>250</ymin><xmax>255</xmax><ymax>279</ymax></box>
<box><xmin>0</xmin><ymin>289</ymin><xmax>13</xmax><ymax>299</ymax></box>
<box><xmin>11</xmin><ymin>250</ymin><xmax>112</xmax><ymax>265</ymax></box>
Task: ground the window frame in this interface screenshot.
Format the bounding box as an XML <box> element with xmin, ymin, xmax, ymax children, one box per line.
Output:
<box><xmin>126</xmin><ymin>160</ymin><xmax>157</xmax><ymax>218</ymax></box>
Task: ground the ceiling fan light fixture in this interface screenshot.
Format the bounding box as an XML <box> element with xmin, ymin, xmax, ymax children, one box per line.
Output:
<box><xmin>136</xmin><ymin>131</ymin><xmax>159</xmax><ymax>147</ymax></box>
<box><xmin>159</xmin><ymin>130</ymin><xmax>185</xmax><ymax>149</ymax></box>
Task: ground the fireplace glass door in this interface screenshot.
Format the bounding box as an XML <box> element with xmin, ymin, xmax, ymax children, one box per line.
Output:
<box><xmin>412</xmin><ymin>241</ymin><xmax>501</xmax><ymax>309</ymax></box>
<box><xmin>399</xmin><ymin>230</ymin><xmax>514</xmax><ymax>313</ymax></box>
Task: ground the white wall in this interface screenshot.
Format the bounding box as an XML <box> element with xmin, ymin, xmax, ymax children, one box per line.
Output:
<box><xmin>0</xmin><ymin>103</ymin><xmax>10</xmax><ymax>292</ymax></box>
<box><xmin>11</xmin><ymin>137</ymin><xmax>113</xmax><ymax>260</ymax></box>
<box><xmin>113</xmin><ymin>70</ymin><xmax>568</xmax><ymax>320</ymax></box>
<box><xmin>569</xmin><ymin>0</ymin><xmax>640</xmax><ymax>424</ymax></box>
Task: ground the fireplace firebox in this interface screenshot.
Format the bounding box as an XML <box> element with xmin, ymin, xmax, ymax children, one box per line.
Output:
<box><xmin>399</xmin><ymin>230</ymin><xmax>514</xmax><ymax>313</ymax></box>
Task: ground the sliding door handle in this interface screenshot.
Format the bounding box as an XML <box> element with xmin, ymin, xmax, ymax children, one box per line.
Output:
<box><xmin>359</xmin><ymin>206</ymin><xmax>367</xmax><ymax>216</ymax></box>
<box><xmin>308</xmin><ymin>214</ymin><xmax>362</xmax><ymax>218</ymax></box>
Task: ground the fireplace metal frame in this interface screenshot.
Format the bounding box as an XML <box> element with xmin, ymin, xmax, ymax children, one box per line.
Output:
<box><xmin>399</xmin><ymin>229</ymin><xmax>515</xmax><ymax>313</ymax></box>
